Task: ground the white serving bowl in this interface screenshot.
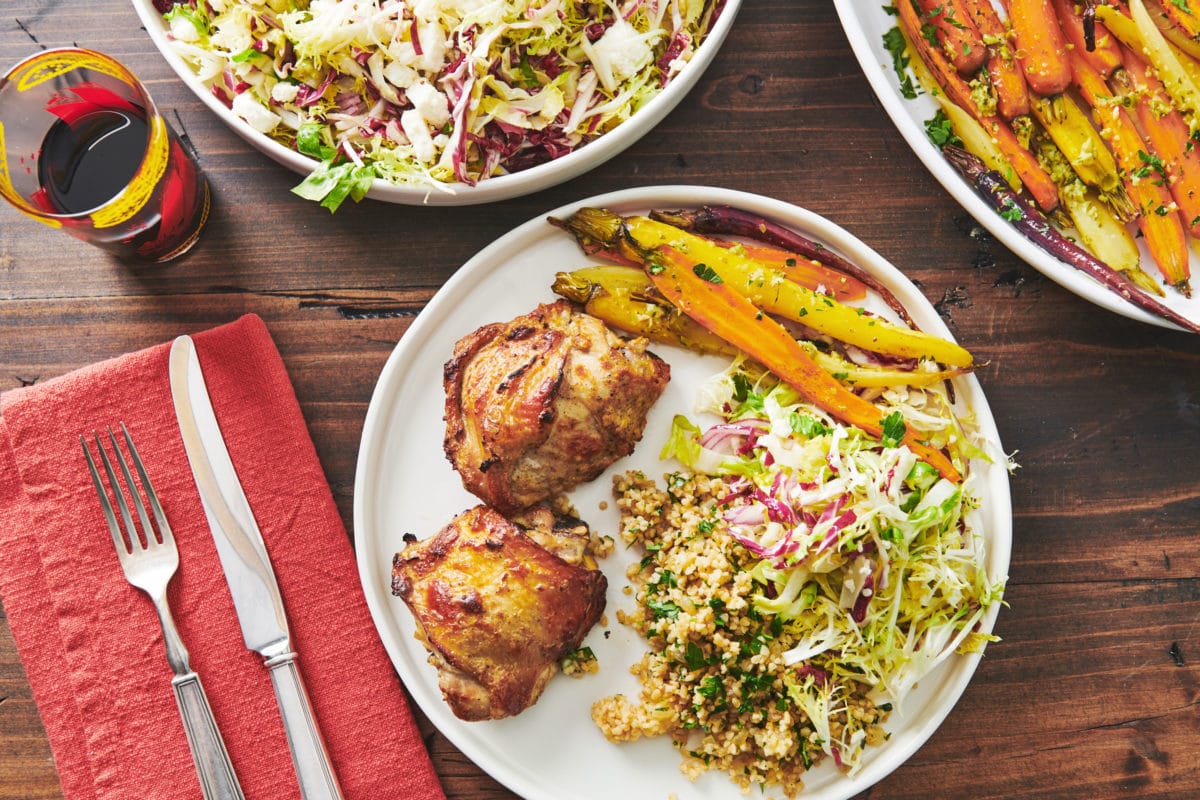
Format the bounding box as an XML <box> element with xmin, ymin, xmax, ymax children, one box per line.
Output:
<box><xmin>129</xmin><ymin>0</ymin><xmax>742</xmax><ymax>206</ymax></box>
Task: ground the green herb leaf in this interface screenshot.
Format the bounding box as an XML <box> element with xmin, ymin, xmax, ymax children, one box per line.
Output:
<box><xmin>790</xmin><ymin>413</ymin><xmax>831</xmax><ymax>438</ymax></box>
<box><xmin>231</xmin><ymin>47</ymin><xmax>266</xmax><ymax>63</ymax></box>
<box><xmin>1000</xmin><ymin>198</ymin><xmax>1022</xmax><ymax>222</ymax></box>
<box><xmin>692</xmin><ymin>263</ymin><xmax>723</xmax><ymax>284</ymax></box>
<box><xmin>924</xmin><ymin>109</ymin><xmax>963</xmax><ymax>149</ymax></box>
<box><xmin>881</xmin><ymin>26</ymin><xmax>919</xmax><ymax>100</ymax></box>
<box><xmin>647</xmin><ymin>598</ymin><xmax>681</xmax><ymax>620</ymax></box>
<box><xmin>683</xmin><ymin>641</ymin><xmax>708</xmax><ymax>670</ymax></box>
<box><xmin>880</xmin><ymin>410</ymin><xmax>907</xmax><ymax>448</ymax></box>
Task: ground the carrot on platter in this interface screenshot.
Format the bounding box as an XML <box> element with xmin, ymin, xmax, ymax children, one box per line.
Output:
<box><xmin>1120</xmin><ymin>47</ymin><xmax>1200</xmax><ymax>241</ymax></box>
<box><xmin>1008</xmin><ymin>0</ymin><xmax>1074</xmax><ymax>96</ymax></box>
<box><xmin>1070</xmin><ymin>49</ymin><xmax>1191</xmax><ymax>293</ymax></box>
<box><xmin>915</xmin><ymin>0</ymin><xmax>988</xmax><ymax>76</ymax></box>
<box><xmin>961</xmin><ymin>0</ymin><xmax>1032</xmax><ymax>119</ymax></box>
<box><xmin>1050</xmin><ymin>0</ymin><xmax>1123</xmax><ymax>77</ymax></box>
<box><xmin>898</xmin><ymin>0</ymin><xmax>1061</xmax><ymax>211</ymax></box>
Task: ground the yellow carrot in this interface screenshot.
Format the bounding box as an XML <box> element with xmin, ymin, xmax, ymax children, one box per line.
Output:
<box><xmin>708</xmin><ymin>240</ymin><xmax>868</xmax><ymax>301</ymax></box>
<box><xmin>619</xmin><ymin>215</ymin><xmax>977</xmax><ymax>367</ymax></box>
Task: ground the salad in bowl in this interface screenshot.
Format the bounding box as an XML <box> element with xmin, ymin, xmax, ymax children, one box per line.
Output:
<box><xmin>138</xmin><ymin>0</ymin><xmax>738</xmax><ymax>206</ymax></box>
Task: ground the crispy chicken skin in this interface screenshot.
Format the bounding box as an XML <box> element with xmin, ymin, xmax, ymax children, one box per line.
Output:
<box><xmin>443</xmin><ymin>300</ymin><xmax>669</xmax><ymax>515</ymax></box>
<box><xmin>391</xmin><ymin>504</ymin><xmax>607</xmax><ymax>721</ymax></box>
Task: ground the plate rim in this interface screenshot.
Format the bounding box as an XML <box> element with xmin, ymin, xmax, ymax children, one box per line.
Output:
<box><xmin>128</xmin><ymin>0</ymin><xmax>742</xmax><ymax>206</ymax></box>
<box><xmin>830</xmin><ymin>0</ymin><xmax>1199</xmax><ymax>332</ymax></box>
<box><xmin>353</xmin><ymin>184</ymin><xmax>1014</xmax><ymax>800</ymax></box>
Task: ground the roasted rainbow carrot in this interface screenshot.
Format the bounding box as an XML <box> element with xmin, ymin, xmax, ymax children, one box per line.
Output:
<box><xmin>1050</xmin><ymin>0</ymin><xmax>1123</xmax><ymax>77</ymax></box>
<box><xmin>1007</xmin><ymin>0</ymin><xmax>1074</xmax><ymax>96</ymax></box>
<box><xmin>962</xmin><ymin>0</ymin><xmax>1032</xmax><ymax>119</ymax></box>
<box><xmin>642</xmin><ymin>244</ymin><xmax>963</xmax><ymax>482</ymax></box>
<box><xmin>915</xmin><ymin>0</ymin><xmax>988</xmax><ymax>76</ymax></box>
<box><xmin>1120</xmin><ymin>47</ymin><xmax>1200</xmax><ymax>240</ymax></box>
<box><xmin>899</xmin><ymin>0</ymin><xmax>1061</xmax><ymax>211</ymax></box>
<box><xmin>1070</xmin><ymin>48</ymin><xmax>1191</xmax><ymax>293</ymax></box>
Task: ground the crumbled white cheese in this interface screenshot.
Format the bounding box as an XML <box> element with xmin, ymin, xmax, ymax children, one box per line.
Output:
<box><xmin>383</xmin><ymin>60</ymin><xmax>418</xmax><ymax>88</ymax></box>
<box><xmin>271</xmin><ymin>81</ymin><xmax>300</xmax><ymax>103</ymax></box>
<box><xmin>401</xmin><ymin>108</ymin><xmax>438</xmax><ymax>162</ymax></box>
<box><xmin>407</xmin><ymin>79</ymin><xmax>451</xmax><ymax>128</ymax></box>
<box><xmin>232</xmin><ymin>92</ymin><xmax>282</xmax><ymax>133</ymax></box>
<box><xmin>169</xmin><ymin>14</ymin><xmax>201</xmax><ymax>42</ymax></box>
<box><xmin>581</xmin><ymin>16</ymin><xmax>655</xmax><ymax>93</ymax></box>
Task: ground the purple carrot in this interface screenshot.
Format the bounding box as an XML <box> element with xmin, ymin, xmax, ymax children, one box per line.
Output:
<box><xmin>943</xmin><ymin>145</ymin><xmax>1200</xmax><ymax>334</ymax></box>
<box><xmin>649</xmin><ymin>205</ymin><xmax>917</xmax><ymax>326</ymax></box>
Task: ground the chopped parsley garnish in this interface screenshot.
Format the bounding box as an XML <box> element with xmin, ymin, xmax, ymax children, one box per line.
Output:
<box><xmin>1000</xmin><ymin>197</ymin><xmax>1022</xmax><ymax>222</ymax></box>
<box><xmin>924</xmin><ymin>109</ymin><xmax>963</xmax><ymax>149</ymax></box>
<box><xmin>709</xmin><ymin>597</ymin><xmax>730</xmax><ymax>628</ymax></box>
<box><xmin>881</xmin><ymin>26</ymin><xmax>919</xmax><ymax>100</ymax></box>
<box><xmin>692</xmin><ymin>263</ymin><xmax>723</xmax><ymax>283</ymax></box>
<box><xmin>683</xmin><ymin>641</ymin><xmax>709</xmax><ymax>670</ymax></box>
<box><xmin>647</xmin><ymin>598</ymin><xmax>681</xmax><ymax>620</ymax></box>
<box><xmin>1135</xmin><ymin>150</ymin><xmax>1168</xmax><ymax>185</ymax></box>
<box><xmin>790</xmin><ymin>413</ymin><xmax>831</xmax><ymax>438</ymax></box>
<box><xmin>880</xmin><ymin>410</ymin><xmax>907</xmax><ymax>448</ymax></box>
<box><xmin>698</xmin><ymin>675</ymin><xmax>724</xmax><ymax>699</ymax></box>
<box><xmin>731</xmin><ymin>372</ymin><xmax>753</xmax><ymax>402</ymax></box>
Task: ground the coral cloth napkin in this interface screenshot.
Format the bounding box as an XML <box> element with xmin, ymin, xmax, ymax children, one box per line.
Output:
<box><xmin>0</xmin><ymin>314</ymin><xmax>445</xmax><ymax>800</ymax></box>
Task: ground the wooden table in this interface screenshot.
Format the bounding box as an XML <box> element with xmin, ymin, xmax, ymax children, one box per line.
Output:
<box><xmin>2</xmin><ymin>1</ymin><xmax>1198</xmax><ymax>798</ymax></box>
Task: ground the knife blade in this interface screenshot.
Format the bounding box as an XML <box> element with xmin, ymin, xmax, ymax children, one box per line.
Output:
<box><xmin>168</xmin><ymin>334</ymin><xmax>344</xmax><ymax>800</ymax></box>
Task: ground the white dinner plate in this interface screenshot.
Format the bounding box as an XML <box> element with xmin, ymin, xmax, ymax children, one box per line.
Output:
<box><xmin>833</xmin><ymin>0</ymin><xmax>1200</xmax><ymax>332</ymax></box>
<box><xmin>129</xmin><ymin>0</ymin><xmax>740</xmax><ymax>206</ymax></box>
<box><xmin>353</xmin><ymin>185</ymin><xmax>1013</xmax><ymax>800</ymax></box>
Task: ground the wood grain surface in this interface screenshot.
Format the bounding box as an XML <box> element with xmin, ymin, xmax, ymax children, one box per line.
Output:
<box><xmin>1</xmin><ymin>1</ymin><xmax>1198</xmax><ymax>799</ymax></box>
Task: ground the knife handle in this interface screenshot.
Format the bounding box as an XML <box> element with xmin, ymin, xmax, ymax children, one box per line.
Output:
<box><xmin>171</xmin><ymin>672</ymin><xmax>246</xmax><ymax>800</ymax></box>
<box><xmin>265</xmin><ymin>652</ymin><xmax>345</xmax><ymax>800</ymax></box>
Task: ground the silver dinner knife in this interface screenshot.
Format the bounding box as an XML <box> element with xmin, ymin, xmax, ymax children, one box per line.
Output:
<box><xmin>168</xmin><ymin>334</ymin><xmax>344</xmax><ymax>800</ymax></box>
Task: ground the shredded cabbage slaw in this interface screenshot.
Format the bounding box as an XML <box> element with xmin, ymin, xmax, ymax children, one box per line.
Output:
<box><xmin>658</xmin><ymin>360</ymin><xmax>1007</xmax><ymax>774</ymax></box>
<box><xmin>160</xmin><ymin>0</ymin><xmax>724</xmax><ymax>208</ymax></box>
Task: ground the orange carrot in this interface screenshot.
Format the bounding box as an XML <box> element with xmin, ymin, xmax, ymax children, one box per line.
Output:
<box><xmin>1070</xmin><ymin>49</ymin><xmax>1191</xmax><ymax>292</ymax></box>
<box><xmin>962</xmin><ymin>0</ymin><xmax>1032</xmax><ymax>119</ymax></box>
<box><xmin>898</xmin><ymin>0</ymin><xmax>1061</xmax><ymax>211</ymax></box>
<box><xmin>1051</xmin><ymin>0</ymin><xmax>1123</xmax><ymax>77</ymax></box>
<box><xmin>915</xmin><ymin>0</ymin><xmax>988</xmax><ymax>76</ymax></box>
<box><xmin>1155</xmin><ymin>0</ymin><xmax>1200</xmax><ymax>39</ymax></box>
<box><xmin>1008</xmin><ymin>0</ymin><xmax>1074</xmax><ymax>95</ymax></box>
<box><xmin>708</xmin><ymin>239</ymin><xmax>869</xmax><ymax>301</ymax></box>
<box><xmin>644</xmin><ymin>245</ymin><xmax>962</xmax><ymax>482</ymax></box>
<box><xmin>1122</xmin><ymin>47</ymin><xmax>1200</xmax><ymax>243</ymax></box>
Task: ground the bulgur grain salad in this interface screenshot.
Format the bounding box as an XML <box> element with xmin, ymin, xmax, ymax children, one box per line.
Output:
<box><xmin>591</xmin><ymin>361</ymin><xmax>1007</xmax><ymax>796</ymax></box>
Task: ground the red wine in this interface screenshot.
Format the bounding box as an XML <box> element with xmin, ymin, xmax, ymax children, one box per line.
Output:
<box><xmin>37</xmin><ymin>108</ymin><xmax>148</xmax><ymax>214</ymax></box>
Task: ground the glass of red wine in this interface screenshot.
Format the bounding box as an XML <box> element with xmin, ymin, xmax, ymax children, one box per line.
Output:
<box><xmin>0</xmin><ymin>48</ymin><xmax>210</xmax><ymax>262</ymax></box>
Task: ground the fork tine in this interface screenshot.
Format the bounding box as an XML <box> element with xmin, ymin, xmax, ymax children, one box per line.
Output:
<box><xmin>106</xmin><ymin>425</ymin><xmax>158</xmax><ymax>547</ymax></box>
<box><xmin>81</xmin><ymin>435</ymin><xmax>128</xmax><ymax>556</ymax></box>
<box><xmin>119</xmin><ymin>422</ymin><xmax>173</xmax><ymax>545</ymax></box>
<box><xmin>93</xmin><ymin>430</ymin><xmax>144</xmax><ymax>551</ymax></box>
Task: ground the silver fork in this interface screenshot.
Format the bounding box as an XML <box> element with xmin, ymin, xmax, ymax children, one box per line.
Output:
<box><xmin>82</xmin><ymin>424</ymin><xmax>245</xmax><ymax>800</ymax></box>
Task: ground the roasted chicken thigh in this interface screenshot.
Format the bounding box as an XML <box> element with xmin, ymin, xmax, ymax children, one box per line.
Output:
<box><xmin>391</xmin><ymin>504</ymin><xmax>607</xmax><ymax>721</ymax></box>
<box><xmin>443</xmin><ymin>300</ymin><xmax>669</xmax><ymax>514</ymax></box>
